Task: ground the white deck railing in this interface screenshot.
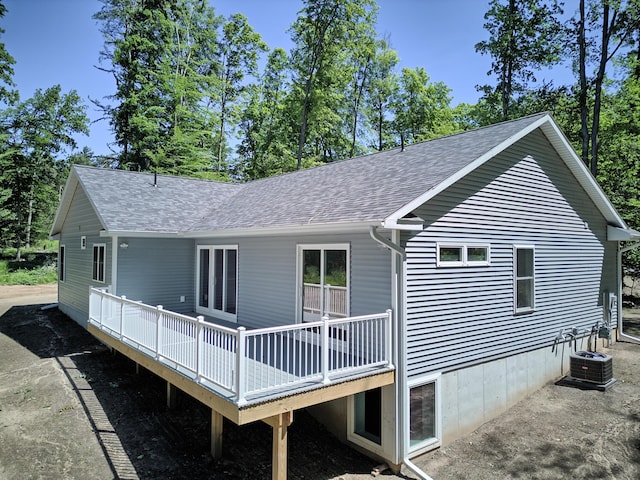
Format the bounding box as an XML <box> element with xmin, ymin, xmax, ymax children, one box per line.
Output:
<box><xmin>89</xmin><ymin>288</ymin><xmax>393</xmax><ymax>405</ymax></box>
<box><xmin>303</xmin><ymin>283</ymin><xmax>348</xmax><ymax>317</ymax></box>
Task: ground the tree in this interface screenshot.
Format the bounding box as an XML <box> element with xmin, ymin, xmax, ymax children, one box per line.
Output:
<box><xmin>94</xmin><ymin>0</ymin><xmax>223</xmax><ymax>175</ymax></box>
<box><xmin>475</xmin><ymin>0</ymin><xmax>565</xmax><ymax>120</ymax></box>
<box><xmin>0</xmin><ymin>86</ymin><xmax>88</xmax><ymax>259</ymax></box>
<box><xmin>573</xmin><ymin>0</ymin><xmax>640</xmax><ymax>175</ymax></box>
<box><xmin>0</xmin><ymin>1</ymin><xmax>16</xmax><ymax>105</ymax></box>
<box><xmin>210</xmin><ymin>13</ymin><xmax>267</xmax><ymax>173</ymax></box>
<box><xmin>288</xmin><ymin>0</ymin><xmax>378</xmax><ymax>169</ymax></box>
<box><xmin>237</xmin><ymin>48</ymin><xmax>294</xmax><ymax>179</ymax></box>
<box><xmin>391</xmin><ymin>67</ymin><xmax>455</xmax><ymax>146</ymax></box>
<box><xmin>364</xmin><ymin>39</ymin><xmax>399</xmax><ymax>151</ymax></box>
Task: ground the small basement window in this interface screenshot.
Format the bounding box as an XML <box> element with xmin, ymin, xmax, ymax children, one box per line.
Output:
<box><xmin>437</xmin><ymin>244</ymin><xmax>490</xmax><ymax>267</ymax></box>
<box><xmin>408</xmin><ymin>373</ymin><xmax>441</xmax><ymax>455</ymax></box>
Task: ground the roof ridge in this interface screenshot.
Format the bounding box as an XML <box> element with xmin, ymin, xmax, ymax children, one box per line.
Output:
<box><xmin>72</xmin><ymin>164</ymin><xmax>241</xmax><ymax>187</ymax></box>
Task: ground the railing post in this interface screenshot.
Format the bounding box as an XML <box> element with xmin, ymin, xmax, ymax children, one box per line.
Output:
<box><xmin>196</xmin><ymin>316</ymin><xmax>205</xmax><ymax>382</ymax></box>
<box><xmin>155</xmin><ymin>305</ymin><xmax>163</xmax><ymax>360</ymax></box>
<box><xmin>322</xmin><ymin>315</ymin><xmax>330</xmax><ymax>384</ymax></box>
<box><xmin>236</xmin><ymin>327</ymin><xmax>247</xmax><ymax>405</ymax></box>
<box><xmin>119</xmin><ymin>295</ymin><xmax>126</xmax><ymax>340</ymax></box>
<box><xmin>100</xmin><ymin>290</ymin><xmax>106</xmax><ymax>329</ymax></box>
<box><xmin>385</xmin><ymin>309</ymin><xmax>394</xmax><ymax>369</ymax></box>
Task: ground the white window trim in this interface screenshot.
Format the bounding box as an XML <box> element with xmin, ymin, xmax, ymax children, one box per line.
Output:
<box><xmin>92</xmin><ymin>243</ymin><xmax>106</xmax><ymax>283</ymax></box>
<box><xmin>346</xmin><ymin>388</ymin><xmax>386</xmax><ymax>457</ymax></box>
<box><xmin>407</xmin><ymin>372</ymin><xmax>442</xmax><ymax>457</ymax></box>
<box><xmin>59</xmin><ymin>244</ymin><xmax>66</xmax><ymax>282</ymax></box>
<box><xmin>295</xmin><ymin>243</ymin><xmax>350</xmax><ymax>323</ymax></box>
<box><xmin>514</xmin><ymin>245</ymin><xmax>535</xmax><ymax>314</ymax></box>
<box><xmin>436</xmin><ymin>243</ymin><xmax>490</xmax><ymax>267</ymax></box>
<box><xmin>196</xmin><ymin>245</ymin><xmax>238</xmax><ymax>322</ymax></box>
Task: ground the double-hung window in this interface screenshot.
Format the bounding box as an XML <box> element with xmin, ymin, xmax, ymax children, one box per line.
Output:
<box><xmin>197</xmin><ymin>245</ymin><xmax>238</xmax><ymax>322</ymax></box>
<box><xmin>514</xmin><ymin>245</ymin><xmax>535</xmax><ymax>313</ymax></box>
<box><xmin>92</xmin><ymin>244</ymin><xmax>106</xmax><ymax>283</ymax></box>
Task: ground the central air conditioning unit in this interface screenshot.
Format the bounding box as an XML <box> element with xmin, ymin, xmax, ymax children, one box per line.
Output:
<box><xmin>569</xmin><ymin>351</ymin><xmax>613</xmax><ymax>384</ymax></box>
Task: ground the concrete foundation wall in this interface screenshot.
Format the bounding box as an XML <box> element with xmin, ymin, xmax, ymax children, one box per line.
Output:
<box><xmin>440</xmin><ymin>338</ymin><xmax>594</xmax><ymax>444</ymax></box>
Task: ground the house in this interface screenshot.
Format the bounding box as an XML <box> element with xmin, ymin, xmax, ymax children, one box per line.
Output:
<box><xmin>50</xmin><ymin>113</ymin><xmax>638</xmax><ymax>479</ymax></box>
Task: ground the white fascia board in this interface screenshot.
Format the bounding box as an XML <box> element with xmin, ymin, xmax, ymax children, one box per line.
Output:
<box><xmin>608</xmin><ymin>225</ymin><xmax>640</xmax><ymax>242</ymax></box>
<box><xmin>51</xmin><ymin>166</ymin><xmax>110</xmax><ymax>237</ymax></box>
<box><xmin>100</xmin><ymin>230</ymin><xmax>181</xmax><ymax>238</ymax></box>
<box><xmin>386</xmin><ymin>114</ymin><xmax>552</xmax><ymax>223</ymax></box>
<box><xmin>539</xmin><ymin>120</ymin><xmax>627</xmax><ymax>228</ymax></box>
<box><xmin>49</xmin><ymin>172</ymin><xmax>79</xmax><ymax>237</ymax></box>
<box><xmin>382</xmin><ymin>218</ymin><xmax>424</xmax><ymax>231</ymax></box>
<box><xmin>181</xmin><ymin>220</ymin><xmax>380</xmax><ymax>239</ymax></box>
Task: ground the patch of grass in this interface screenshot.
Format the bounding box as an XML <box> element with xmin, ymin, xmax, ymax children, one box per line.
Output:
<box><xmin>0</xmin><ymin>260</ymin><xmax>58</xmax><ymax>285</ymax></box>
<box><xmin>0</xmin><ymin>240</ymin><xmax>59</xmax><ymax>285</ymax></box>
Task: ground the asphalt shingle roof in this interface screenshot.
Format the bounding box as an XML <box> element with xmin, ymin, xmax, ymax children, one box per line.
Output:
<box><xmin>71</xmin><ymin>113</ymin><xmax>548</xmax><ymax>234</ymax></box>
<box><xmin>74</xmin><ymin>168</ymin><xmax>242</xmax><ymax>233</ymax></box>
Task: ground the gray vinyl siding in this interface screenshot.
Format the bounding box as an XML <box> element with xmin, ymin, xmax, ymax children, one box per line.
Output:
<box><xmin>115</xmin><ymin>238</ymin><xmax>195</xmax><ymax>314</ymax></box>
<box><xmin>196</xmin><ymin>231</ymin><xmax>392</xmax><ymax>329</ymax></box>
<box><xmin>57</xmin><ymin>185</ymin><xmax>111</xmax><ymax>326</ymax></box>
<box><xmin>403</xmin><ymin>130</ymin><xmax>618</xmax><ymax>379</ymax></box>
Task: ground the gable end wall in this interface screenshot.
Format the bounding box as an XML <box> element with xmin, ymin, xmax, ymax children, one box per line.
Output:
<box><xmin>403</xmin><ymin>129</ymin><xmax>617</xmax><ymax>379</ymax></box>
<box><xmin>58</xmin><ymin>185</ymin><xmax>111</xmax><ymax>326</ymax></box>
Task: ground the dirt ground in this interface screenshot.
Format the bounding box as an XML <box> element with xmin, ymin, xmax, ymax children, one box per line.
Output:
<box><xmin>1</xmin><ymin>285</ymin><xmax>640</xmax><ymax>480</ymax></box>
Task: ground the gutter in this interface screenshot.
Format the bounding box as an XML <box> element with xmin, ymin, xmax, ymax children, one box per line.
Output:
<box><xmin>369</xmin><ymin>226</ymin><xmax>434</xmax><ymax>480</ymax></box>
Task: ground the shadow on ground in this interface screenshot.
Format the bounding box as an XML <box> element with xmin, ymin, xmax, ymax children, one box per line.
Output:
<box><xmin>0</xmin><ymin>305</ymin><xmax>383</xmax><ymax>479</ymax></box>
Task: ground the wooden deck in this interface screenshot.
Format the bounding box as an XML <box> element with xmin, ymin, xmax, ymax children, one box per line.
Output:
<box><xmin>87</xmin><ymin>288</ymin><xmax>395</xmax><ymax>479</ymax></box>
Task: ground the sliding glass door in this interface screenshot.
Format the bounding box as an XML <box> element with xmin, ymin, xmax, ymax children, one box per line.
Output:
<box><xmin>298</xmin><ymin>244</ymin><xmax>349</xmax><ymax>322</ymax></box>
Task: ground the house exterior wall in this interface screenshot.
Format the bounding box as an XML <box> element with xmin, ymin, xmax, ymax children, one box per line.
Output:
<box><xmin>57</xmin><ymin>185</ymin><xmax>111</xmax><ymax>326</ymax></box>
<box><xmin>115</xmin><ymin>237</ymin><xmax>195</xmax><ymax>314</ymax></box>
<box><xmin>402</xmin><ymin>130</ymin><xmax>618</xmax><ymax>444</ymax></box>
<box><xmin>196</xmin><ymin>230</ymin><xmax>392</xmax><ymax>328</ymax></box>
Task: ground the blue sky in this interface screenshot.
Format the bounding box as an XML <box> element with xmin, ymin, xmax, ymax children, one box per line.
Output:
<box><xmin>3</xmin><ymin>0</ymin><xmax>575</xmax><ymax>157</ymax></box>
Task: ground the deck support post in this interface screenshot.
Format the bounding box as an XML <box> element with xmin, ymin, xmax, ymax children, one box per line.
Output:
<box><xmin>264</xmin><ymin>411</ymin><xmax>293</xmax><ymax>480</ymax></box>
<box><xmin>211</xmin><ymin>409</ymin><xmax>223</xmax><ymax>459</ymax></box>
<box><xmin>166</xmin><ymin>381</ymin><xmax>178</xmax><ymax>409</ymax></box>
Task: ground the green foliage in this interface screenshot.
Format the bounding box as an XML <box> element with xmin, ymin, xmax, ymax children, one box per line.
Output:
<box><xmin>475</xmin><ymin>0</ymin><xmax>565</xmax><ymax>120</ymax></box>
<box><xmin>391</xmin><ymin>67</ymin><xmax>455</xmax><ymax>144</ymax></box>
<box><xmin>0</xmin><ymin>243</ymin><xmax>58</xmax><ymax>285</ymax></box>
<box><xmin>0</xmin><ymin>85</ymin><xmax>88</xmax><ymax>259</ymax></box>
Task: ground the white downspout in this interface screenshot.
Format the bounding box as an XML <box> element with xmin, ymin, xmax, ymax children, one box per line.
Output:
<box><xmin>369</xmin><ymin>226</ymin><xmax>434</xmax><ymax>480</ymax></box>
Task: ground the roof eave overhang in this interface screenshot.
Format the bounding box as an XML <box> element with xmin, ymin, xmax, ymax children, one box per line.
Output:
<box><xmin>607</xmin><ymin>225</ymin><xmax>640</xmax><ymax>242</ymax></box>
<box><xmin>50</xmin><ymin>166</ymin><xmax>110</xmax><ymax>238</ymax></box>
<box><xmin>382</xmin><ymin>218</ymin><xmax>424</xmax><ymax>231</ymax></box>
<box><xmin>385</xmin><ymin>114</ymin><xmax>628</xmax><ymax>230</ymax></box>
<box><xmin>100</xmin><ymin>230</ymin><xmax>182</xmax><ymax>239</ymax></box>
<box><xmin>181</xmin><ymin>220</ymin><xmax>382</xmax><ymax>239</ymax></box>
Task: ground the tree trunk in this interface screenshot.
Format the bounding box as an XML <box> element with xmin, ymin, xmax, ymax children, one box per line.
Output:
<box><xmin>578</xmin><ymin>0</ymin><xmax>590</xmax><ymax>167</ymax></box>
<box><xmin>26</xmin><ymin>193</ymin><xmax>34</xmax><ymax>250</ymax></box>
<box><xmin>590</xmin><ymin>3</ymin><xmax>612</xmax><ymax>177</ymax></box>
<box><xmin>296</xmin><ymin>76</ymin><xmax>313</xmax><ymax>170</ymax></box>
